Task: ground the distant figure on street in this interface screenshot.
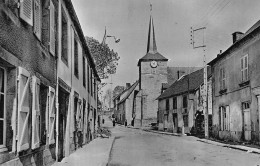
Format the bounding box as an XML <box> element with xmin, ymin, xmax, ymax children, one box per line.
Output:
<box><xmin>125</xmin><ymin>120</ymin><xmax>127</xmax><ymax>127</ymax></box>
<box><xmin>102</xmin><ymin>118</ymin><xmax>105</xmax><ymax>124</ymax></box>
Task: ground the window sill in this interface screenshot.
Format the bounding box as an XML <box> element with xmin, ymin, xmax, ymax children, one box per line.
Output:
<box><xmin>239</xmin><ymin>80</ymin><xmax>250</xmax><ymax>87</ymax></box>
<box><xmin>0</xmin><ymin>147</ymin><xmax>8</xmax><ymax>153</ymax></box>
<box><xmin>219</xmin><ymin>89</ymin><xmax>227</xmax><ymax>94</ymax></box>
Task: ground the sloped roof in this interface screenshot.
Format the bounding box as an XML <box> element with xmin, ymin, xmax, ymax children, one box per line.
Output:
<box><xmin>157</xmin><ymin>68</ymin><xmax>205</xmax><ymax>100</ymax></box>
<box><xmin>138</xmin><ymin>52</ymin><xmax>168</xmax><ymax>66</ymax></box>
<box><xmin>118</xmin><ymin>81</ymin><xmax>139</xmax><ymax>104</ymax></box>
<box><xmin>167</xmin><ymin>67</ymin><xmax>201</xmax><ymax>85</ymax></box>
<box><xmin>209</xmin><ymin>20</ymin><xmax>260</xmax><ymax>66</ymax></box>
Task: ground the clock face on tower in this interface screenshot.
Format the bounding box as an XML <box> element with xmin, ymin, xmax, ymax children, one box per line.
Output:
<box><xmin>150</xmin><ymin>61</ymin><xmax>157</xmax><ymax>68</ymax></box>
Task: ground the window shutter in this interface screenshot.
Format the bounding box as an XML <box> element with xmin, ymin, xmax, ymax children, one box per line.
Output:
<box><xmin>77</xmin><ymin>101</ymin><xmax>83</xmax><ymax>131</ymax></box>
<box><xmin>20</xmin><ymin>0</ymin><xmax>33</xmax><ymax>26</ymax></box>
<box><xmin>31</xmin><ymin>76</ymin><xmax>40</xmax><ymax>149</ymax></box>
<box><xmin>49</xmin><ymin>0</ymin><xmax>55</xmax><ymax>55</ymax></box>
<box><xmin>48</xmin><ymin>87</ymin><xmax>55</xmax><ymax>144</ymax></box>
<box><xmin>17</xmin><ymin>67</ymin><xmax>30</xmax><ymax>152</ymax></box>
<box><xmin>33</xmin><ymin>0</ymin><xmax>41</xmax><ymax>40</ymax></box>
<box><xmin>226</xmin><ymin>106</ymin><xmax>230</xmax><ymax>131</ymax></box>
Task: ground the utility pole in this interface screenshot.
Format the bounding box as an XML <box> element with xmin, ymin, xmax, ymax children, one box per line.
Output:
<box><xmin>191</xmin><ymin>26</ymin><xmax>208</xmax><ymax>139</ymax></box>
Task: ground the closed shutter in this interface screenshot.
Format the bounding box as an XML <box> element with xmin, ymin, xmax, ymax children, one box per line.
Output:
<box><xmin>17</xmin><ymin>67</ymin><xmax>30</xmax><ymax>152</ymax></box>
<box><xmin>31</xmin><ymin>76</ymin><xmax>40</xmax><ymax>149</ymax></box>
<box><xmin>34</xmin><ymin>0</ymin><xmax>41</xmax><ymax>40</ymax></box>
<box><xmin>49</xmin><ymin>0</ymin><xmax>55</xmax><ymax>55</ymax></box>
<box><xmin>20</xmin><ymin>0</ymin><xmax>33</xmax><ymax>26</ymax></box>
<box><xmin>48</xmin><ymin>87</ymin><xmax>55</xmax><ymax>144</ymax></box>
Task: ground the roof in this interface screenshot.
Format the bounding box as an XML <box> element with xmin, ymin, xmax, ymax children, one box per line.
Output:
<box><xmin>137</xmin><ymin>15</ymin><xmax>168</xmax><ymax>66</ymax></box>
<box><xmin>118</xmin><ymin>81</ymin><xmax>139</xmax><ymax>104</ymax></box>
<box><xmin>157</xmin><ymin>67</ymin><xmax>211</xmax><ymax>100</ymax></box>
<box><xmin>64</xmin><ymin>1</ymin><xmax>100</xmax><ymax>81</ymax></box>
<box><xmin>167</xmin><ymin>67</ymin><xmax>201</xmax><ymax>85</ymax></box>
<box><xmin>208</xmin><ymin>20</ymin><xmax>260</xmax><ymax>66</ymax></box>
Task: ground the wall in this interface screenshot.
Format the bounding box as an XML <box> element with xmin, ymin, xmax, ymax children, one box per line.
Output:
<box><xmin>140</xmin><ymin>61</ymin><xmax>167</xmax><ymax>125</ymax></box>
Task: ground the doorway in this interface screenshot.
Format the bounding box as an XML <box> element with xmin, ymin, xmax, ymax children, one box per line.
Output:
<box><xmin>58</xmin><ymin>87</ymin><xmax>69</xmax><ymax>161</ymax></box>
<box><xmin>242</xmin><ymin>102</ymin><xmax>251</xmax><ymax>141</ymax></box>
<box><xmin>172</xmin><ymin>113</ymin><xmax>178</xmax><ymax>133</ymax></box>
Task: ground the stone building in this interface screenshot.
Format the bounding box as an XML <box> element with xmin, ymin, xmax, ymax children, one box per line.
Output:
<box><xmin>209</xmin><ymin>20</ymin><xmax>260</xmax><ymax>143</ymax></box>
<box><xmin>157</xmin><ymin>68</ymin><xmax>212</xmax><ymax>134</ymax></box>
<box><xmin>0</xmin><ymin>0</ymin><xmax>99</xmax><ymax>165</ymax></box>
<box><xmin>113</xmin><ymin>81</ymin><xmax>139</xmax><ymax>125</ymax></box>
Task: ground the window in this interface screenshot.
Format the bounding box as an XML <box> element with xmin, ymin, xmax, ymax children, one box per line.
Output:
<box><xmin>91</xmin><ymin>69</ymin><xmax>93</xmax><ymax>96</ymax></box>
<box><xmin>241</xmin><ymin>54</ymin><xmax>249</xmax><ymax>82</ymax></box>
<box><xmin>173</xmin><ymin>97</ymin><xmax>177</xmax><ymax>109</ymax></box>
<box><xmin>93</xmin><ymin>79</ymin><xmax>96</xmax><ymax>100</ymax></box>
<box><xmin>49</xmin><ymin>0</ymin><xmax>55</xmax><ymax>55</ymax></box>
<box><xmin>219</xmin><ymin>106</ymin><xmax>230</xmax><ymax>131</ymax></box>
<box><xmin>166</xmin><ymin>99</ymin><xmax>169</xmax><ymax>110</ymax></box>
<box><xmin>83</xmin><ymin>56</ymin><xmax>86</xmax><ymax>87</ymax></box>
<box><xmin>34</xmin><ymin>0</ymin><xmax>41</xmax><ymax>40</ymax></box>
<box><xmin>74</xmin><ymin>38</ymin><xmax>79</xmax><ymax>78</ymax></box>
<box><xmin>0</xmin><ymin>67</ymin><xmax>6</xmax><ymax>150</ymax></box>
<box><xmin>87</xmin><ymin>64</ymin><xmax>90</xmax><ymax>93</ymax></box>
<box><xmin>61</xmin><ymin>7</ymin><xmax>68</xmax><ymax>65</ymax></box>
<box><xmin>183</xmin><ymin>95</ymin><xmax>187</xmax><ymax>108</ymax></box>
<box><xmin>242</xmin><ymin>101</ymin><xmax>250</xmax><ymax>110</ymax></box>
<box><xmin>219</xmin><ymin>68</ymin><xmax>226</xmax><ymax>90</ymax></box>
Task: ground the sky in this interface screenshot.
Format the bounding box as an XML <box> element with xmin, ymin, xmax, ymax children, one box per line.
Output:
<box><xmin>71</xmin><ymin>0</ymin><xmax>260</xmax><ymax>96</ymax></box>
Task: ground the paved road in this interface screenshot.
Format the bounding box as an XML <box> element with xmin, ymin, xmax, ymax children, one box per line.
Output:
<box><xmin>108</xmin><ymin>125</ymin><xmax>260</xmax><ymax>166</ymax></box>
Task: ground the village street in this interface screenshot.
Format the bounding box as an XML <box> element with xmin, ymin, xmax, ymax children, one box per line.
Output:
<box><xmin>107</xmin><ymin>124</ymin><xmax>260</xmax><ymax>166</ymax></box>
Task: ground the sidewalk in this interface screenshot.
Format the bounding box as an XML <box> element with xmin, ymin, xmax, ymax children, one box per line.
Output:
<box><xmin>52</xmin><ymin>136</ymin><xmax>115</xmax><ymax>166</ymax></box>
<box><xmin>127</xmin><ymin>125</ymin><xmax>260</xmax><ymax>154</ymax></box>
<box><xmin>198</xmin><ymin>138</ymin><xmax>260</xmax><ymax>154</ymax></box>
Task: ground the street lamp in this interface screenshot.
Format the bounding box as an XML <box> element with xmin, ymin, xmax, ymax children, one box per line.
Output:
<box><xmin>106</xmin><ymin>35</ymin><xmax>120</xmax><ymax>43</ymax></box>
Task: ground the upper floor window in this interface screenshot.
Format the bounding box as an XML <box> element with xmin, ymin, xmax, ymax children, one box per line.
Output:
<box><xmin>83</xmin><ymin>56</ymin><xmax>86</xmax><ymax>87</ymax></box>
<box><xmin>166</xmin><ymin>99</ymin><xmax>169</xmax><ymax>110</ymax></box>
<box><xmin>0</xmin><ymin>67</ymin><xmax>6</xmax><ymax>150</ymax></box>
<box><xmin>90</xmin><ymin>69</ymin><xmax>93</xmax><ymax>96</ymax></box>
<box><xmin>87</xmin><ymin>64</ymin><xmax>90</xmax><ymax>93</ymax></box>
<box><xmin>241</xmin><ymin>54</ymin><xmax>249</xmax><ymax>82</ymax></box>
<box><xmin>74</xmin><ymin>37</ymin><xmax>79</xmax><ymax>78</ymax></box>
<box><xmin>173</xmin><ymin>97</ymin><xmax>177</xmax><ymax>109</ymax></box>
<box><xmin>61</xmin><ymin>7</ymin><xmax>68</xmax><ymax>65</ymax></box>
<box><xmin>183</xmin><ymin>95</ymin><xmax>187</xmax><ymax>108</ymax></box>
<box><xmin>219</xmin><ymin>68</ymin><xmax>226</xmax><ymax>90</ymax></box>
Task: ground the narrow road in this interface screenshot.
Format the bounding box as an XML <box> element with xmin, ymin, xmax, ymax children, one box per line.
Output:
<box><xmin>108</xmin><ymin>125</ymin><xmax>260</xmax><ymax>166</ymax></box>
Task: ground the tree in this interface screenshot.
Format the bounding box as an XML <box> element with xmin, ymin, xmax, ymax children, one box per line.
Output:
<box><xmin>85</xmin><ymin>36</ymin><xmax>120</xmax><ymax>80</ymax></box>
<box><xmin>113</xmin><ymin>86</ymin><xmax>125</xmax><ymax>98</ymax></box>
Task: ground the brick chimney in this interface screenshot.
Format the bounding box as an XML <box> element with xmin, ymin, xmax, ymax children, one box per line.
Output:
<box><xmin>126</xmin><ymin>83</ymin><xmax>131</xmax><ymax>89</ymax></box>
<box><xmin>232</xmin><ymin>32</ymin><xmax>244</xmax><ymax>43</ymax></box>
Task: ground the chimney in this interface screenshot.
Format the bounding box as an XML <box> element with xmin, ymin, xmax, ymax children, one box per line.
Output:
<box><xmin>232</xmin><ymin>32</ymin><xmax>244</xmax><ymax>43</ymax></box>
<box><xmin>217</xmin><ymin>50</ymin><xmax>222</xmax><ymax>57</ymax></box>
<box><xmin>126</xmin><ymin>83</ymin><xmax>131</xmax><ymax>89</ymax></box>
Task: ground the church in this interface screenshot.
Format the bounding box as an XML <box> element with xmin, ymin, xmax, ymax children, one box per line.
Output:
<box><xmin>113</xmin><ymin>12</ymin><xmax>199</xmax><ymax>128</ymax></box>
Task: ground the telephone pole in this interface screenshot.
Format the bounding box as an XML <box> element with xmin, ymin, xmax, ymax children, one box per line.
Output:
<box><xmin>191</xmin><ymin>26</ymin><xmax>208</xmax><ymax>139</ymax></box>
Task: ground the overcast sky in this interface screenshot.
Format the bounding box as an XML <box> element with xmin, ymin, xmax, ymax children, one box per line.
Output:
<box><xmin>71</xmin><ymin>0</ymin><xmax>260</xmax><ymax>93</ymax></box>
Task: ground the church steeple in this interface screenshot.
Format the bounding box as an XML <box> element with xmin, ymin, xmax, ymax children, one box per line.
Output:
<box><xmin>147</xmin><ymin>16</ymin><xmax>157</xmax><ymax>54</ymax></box>
<box><xmin>137</xmin><ymin>4</ymin><xmax>168</xmax><ymax>66</ymax></box>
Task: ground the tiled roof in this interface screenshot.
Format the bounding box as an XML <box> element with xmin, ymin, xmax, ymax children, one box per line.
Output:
<box><xmin>137</xmin><ymin>52</ymin><xmax>168</xmax><ymax>66</ymax></box>
<box><xmin>118</xmin><ymin>81</ymin><xmax>139</xmax><ymax>104</ymax></box>
<box><xmin>157</xmin><ymin>68</ymin><xmax>205</xmax><ymax>100</ymax></box>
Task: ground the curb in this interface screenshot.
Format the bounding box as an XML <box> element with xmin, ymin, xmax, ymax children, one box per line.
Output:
<box><xmin>198</xmin><ymin>139</ymin><xmax>260</xmax><ymax>154</ymax></box>
<box><xmin>104</xmin><ymin>136</ymin><xmax>116</xmax><ymax>166</ymax></box>
<box><xmin>126</xmin><ymin>125</ymin><xmax>182</xmax><ymax>137</ymax></box>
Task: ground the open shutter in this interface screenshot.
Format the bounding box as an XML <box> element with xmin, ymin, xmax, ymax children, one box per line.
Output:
<box><xmin>20</xmin><ymin>0</ymin><xmax>33</xmax><ymax>26</ymax></box>
<box><xmin>49</xmin><ymin>0</ymin><xmax>55</xmax><ymax>55</ymax></box>
<box><xmin>31</xmin><ymin>76</ymin><xmax>40</xmax><ymax>149</ymax></box>
<box><xmin>17</xmin><ymin>67</ymin><xmax>30</xmax><ymax>152</ymax></box>
<box><xmin>34</xmin><ymin>0</ymin><xmax>41</xmax><ymax>40</ymax></box>
<box><xmin>77</xmin><ymin>101</ymin><xmax>83</xmax><ymax>131</ymax></box>
<box><xmin>48</xmin><ymin>87</ymin><xmax>55</xmax><ymax>144</ymax></box>
<box><xmin>226</xmin><ymin>106</ymin><xmax>230</xmax><ymax>131</ymax></box>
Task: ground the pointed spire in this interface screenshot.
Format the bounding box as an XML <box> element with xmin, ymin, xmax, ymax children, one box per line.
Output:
<box><xmin>147</xmin><ymin>7</ymin><xmax>157</xmax><ymax>54</ymax></box>
<box><xmin>102</xmin><ymin>26</ymin><xmax>107</xmax><ymax>45</ymax></box>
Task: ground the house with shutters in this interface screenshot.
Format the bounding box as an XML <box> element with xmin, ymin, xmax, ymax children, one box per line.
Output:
<box><xmin>157</xmin><ymin>68</ymin><xmax>212</xmax><ymax>135</ymax></box>
<box><xmin>0</xmin><ymin>0</ymin><xmax>100</xmax><ymax>165</ymax></box>
<box><xmin>209</xmin><ymin>20</ymin><xmax>260</xmax><ymax>143</ymax></box>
